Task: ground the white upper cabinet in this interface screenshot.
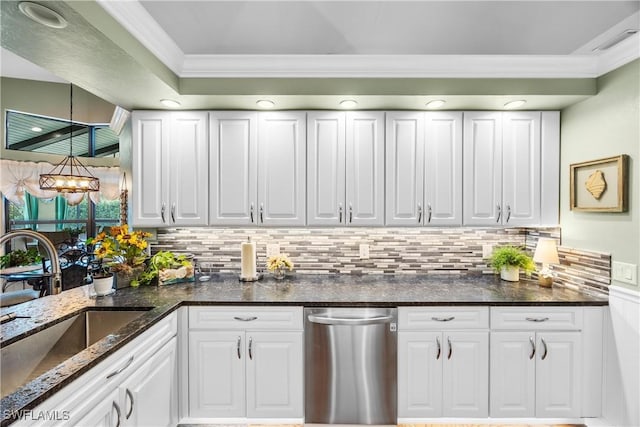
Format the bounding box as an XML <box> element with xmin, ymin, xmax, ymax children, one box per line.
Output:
<box><xmin>209</xmin><ymin>112</ymin><xmax>258</xmax><ymax>225</ymax></box>
<box><xmin>385</xmin><ymin>112</ymin><xmax>425</xmax><ymax>226</ymax></box>
<box><xmin>463</xmin><ymin>112</ymin><xmax>503</xmax><ymax>226</ymax></box>
<box><xmin>386</xmin><ymin>112</ymin><xmax>462</xmax><ymax>226</ymax></box>
<box><xmin>502</xmin><ymin>112</ymin><xmax>541</xmax><ymax>226</ymax></box>
<box><xmin>463</xmin><ymin>111</ymin><xmax>557</xmax><ymax>226</ymax></box>
<box><xmin>308</xmin><ymin>111</ymin><xmax>384</xmax><ymax>226</ymax></box>
<box><xmin>132</xmin><ymin>111</ymin><xmax>208</xmax><ymax>227</ymax></box>
<box><xmin>258</xmin><ymin>112</ymin><xmax>307</xmax><ymax>226</ymax></box>
<box><xmin>424</xmin><ymin>112</ymin><xmax>463</xmax><ymax>225</ymax></box>
<box><xmin>307</xmin><ymin>112</ymin><xmax>346</xmax><ymax>225</ymax></box>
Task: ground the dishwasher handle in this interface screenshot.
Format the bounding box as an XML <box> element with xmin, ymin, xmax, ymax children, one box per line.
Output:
<box><xmin>307</xmin><ymin>314</ymin><xmax>395</xmax><ymax>325</ymax></box>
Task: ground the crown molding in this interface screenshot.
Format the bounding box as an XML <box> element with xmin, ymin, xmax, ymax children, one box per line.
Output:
<box><xmin>181</xmin><ymin>54</ymin><xmax>602</xmax><ymax>78</ymax></box>
<box><xmin>95</xmin><ymin>0</ymin><xmax>184</xmax><ymax>74</ymax></box>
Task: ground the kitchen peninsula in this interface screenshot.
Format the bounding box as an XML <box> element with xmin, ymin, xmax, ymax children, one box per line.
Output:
<box><xmin>1</xmin><ymin>275</ymin><xmax>607</xmax><ymax>426</ymax></box>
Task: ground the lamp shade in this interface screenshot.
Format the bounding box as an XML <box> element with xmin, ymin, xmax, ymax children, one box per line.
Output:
<box><xmin>533</xmin><ymin>238</ymin><xmax>560</xmax><ymax>264</ymax></box>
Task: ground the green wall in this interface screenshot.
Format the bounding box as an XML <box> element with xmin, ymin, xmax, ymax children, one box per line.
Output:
<box><xmin>560</xmin><ymin>59</ymin><xmax>639</xmax><ymax>290</ymax></box>
<box><xmin>0</xmin><ymin>77</ymin><xmax>118</xmax><ymax>166</ymax></box>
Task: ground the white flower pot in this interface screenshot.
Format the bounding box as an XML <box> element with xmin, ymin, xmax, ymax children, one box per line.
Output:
<box><xmin>92</xmin><ymin>275</ymin><xmax>114</xmax><ymax>296</ymax></box>
<box><xmin>500</xmin><ymin>266</ymin><xmax>520</xmax><ymax>282</ymax></box>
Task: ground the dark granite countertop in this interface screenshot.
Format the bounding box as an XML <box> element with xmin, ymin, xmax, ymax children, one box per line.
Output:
<box><xmin>0</xmin><ymin>273</ymin><xmax>608</xmax><ymax>425</ymax></box>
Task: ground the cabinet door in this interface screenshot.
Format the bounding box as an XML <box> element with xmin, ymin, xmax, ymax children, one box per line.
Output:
<box><xmin>169</xmin><ymin>112</ymin><xmax>209</xmax><ymax>226</ymax></box>
<box><xmin>424</xmin><ymin>112</ymin><xmax>463</xmax><ymax>226</ymax></box>
<box><xmin>346</xmin><ymin>111</ymin><xmax>385</xmax><ymax>225</ymax></box>
<box><xmin>490</xmin><ymin>331</ymin><xmax>535</xmax><ymax>417</ymax></box>
<box><xmin>463</xmin><ymin>112</ymin><xmax>502</xmax><ymax>225</ymax></box>
<box><xmin>246</xmin><ymin>331</ymin><xmax>304</xmax><ymax>418</ymax></box>
<box><xmin>188</xmin><ymin>331</ymin><xmax>245</xmax><ymax>418</ymax></box>
<box><xmin>121</xmin><ymin>337</ymin><xmax>178</xmax><ymax>427</ymax></box>
<box><xmin>442</xmin><ymin>331</ymin><xmax>489</xmax><ymax>417</ymax></box>
<box><xmin>397</xmin><ymin>331</ymin><xmax>443</xmax><ymax>417</ymax></box>
<box><xmin>72</xmin><ymin>388</ymin><xmax>121</xmax><ymax>427</ymax></box>
<box><xmin>502</xmin><ymin>112</ymin><xmax>541</xmax><ymax>226</ymax></box>
<box><xmin>131</xmin><ymin>112</ymin><xmax>169</xmax><ymax>227</ymax></box>
<box><xmin>536</xmin><ymin>332</ymin><xmax>582</xmax><ymax>418</ymax></box>
<box><xmin>210</xmin><ymin>112</ymin><xmax>258</xmax><ymax>225</ymax></box>
<box><xmin>307</xmin><ymin>112</ymin><xmax>346</xmax><ymax>225</ymax></box>
<box><xmin>385</xmin><ymin>112</ymin><xmax>424</xmax><ymax>226</ymax></box>
<box><xmin>258</xmin><ymin>112</ymin><xmax>306</xmax><ymax>226</ymax></box>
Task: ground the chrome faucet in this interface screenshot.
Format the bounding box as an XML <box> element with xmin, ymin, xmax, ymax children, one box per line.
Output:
<box><xmin>0</xmin><ymin>230</ymin><xmax>62</xmax><ymax>295</ymax></box>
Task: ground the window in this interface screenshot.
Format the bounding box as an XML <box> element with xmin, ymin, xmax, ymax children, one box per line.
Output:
<box><xmin>4</xmin><ymin>110</ymin><xmax>121</xmax><ymax>238</ymax></box>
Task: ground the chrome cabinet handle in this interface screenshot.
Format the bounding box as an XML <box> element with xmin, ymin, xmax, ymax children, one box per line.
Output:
<box><xmin>506</xmin><ymin>204</ymin><xmax>511</xmax><ymax>223</ymax></box>
<box><xmin>417</xmin><ymin>203</ymin><xmax>422</xmax><ymax>223</ymax></box>
<box><xmin>260</xmin><ymin>203</ymin><xmax>264</xmax><ymax>223</ymax></box>
<box><xmin>171</xmin><ymin>203</ymin><xmax>176</xmax><ymax>223</ymax></box>
<box><xmin>496</xmin><ymin>204</ymin><xmax>501</xmax><ymax>223</ymax></box>
<box><xmin>250</xmin><ymin>203</ymin><xmax>254</xmax><ymax>223</ymax></box>
<box><xmin>541</xmin><ymin>337</ymin><xmax>548</xmax><ymax>360</ymax></box>
<box><xmin>237</xmin><ymin>336</ymin><xmax>242</xmax><ymax>359</ymax></box>
<box><xmin>125</xmin><ymin>389</ymin><xmax>134</xmax><ymax>419</ymax></box>
<box><xmin>432</xmin><ymin>316</ymin><xmax>455</xmax><ymax>322</ymax></box>
<box><xmin>106</xmin><ymin>356</ymin><xmax>134</xmax><ymax>379</ymax></box>
<box><xmin>427</xmin><ymin>203</ymin><xmax>432</xmax><ymax>223</ymax></box>
<box><xmin>447</xmin><ymin>337</ymin><xmax>453</xmax><ymax>360</ymax></box>
<box><xmin>526</xmin><ymin>317</ymin><xmax>549</xmax><ymax>322</ymax></box>
<box><xmin>529</xmin><ymin>336</ymin><xmax>536</xmax><ymax>360</ymax></box>
<box><xmin>339</xmin><ymin>203</ymin><xmax>343</xmax><ymax>223</ymax></box>
<box><xmin>248</xmin><ymin>336</ymin><xmax>253</xmax><ymax>360</ymax></box>
<box><xmin>349</xmin><ymin>204</ymin><xmax>353</xmax><ymax>223</ymax></box>
<box><xmin>234</xmin><ymin>316</ymin><xmax>258</xmax><ymax>322</ymax></box>
<box><xmin>161</xmin><ymin>203</ymin><xmax>166</xmax><ymax>223</ymax></box>
<box><xmin>113</xmin><ymin>401</ymin><xmax>122</xmax><ymax>427</ymax></box>
<box><xmin>436</xmin><ymin>336</ymin><xmax>441</xmax><ymax>360</ymax></box>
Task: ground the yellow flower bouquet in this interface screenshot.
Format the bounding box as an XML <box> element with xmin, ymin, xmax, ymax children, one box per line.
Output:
<box><xmin>266</xmin><ymin>253</ymin><xmax>294</xmax><ymax>279</ymax></box>
<box><xmin>89</xmin><ymin>224</ymin><xmax>151</xmax><ymax>275</ymax></box>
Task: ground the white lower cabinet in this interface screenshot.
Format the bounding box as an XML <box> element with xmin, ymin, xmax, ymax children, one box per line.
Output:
<box><xmin>398</xmin><ymin>307</ymin><xmax>489</xmax><ymax>418</ymax></box>
<box><xmin>19</xmin><ymin>313</ymin><xmax>178</xmax><ymax>427</ymax></box>
<box><xmin>187</xmin><ymin>307</ymin><xmax>304</xmax><ymax>420</ymax></box>
<box><xmin>490</xmin><ymin>307</ymin><xmax>592</xmax><ymax>419</ymax></box>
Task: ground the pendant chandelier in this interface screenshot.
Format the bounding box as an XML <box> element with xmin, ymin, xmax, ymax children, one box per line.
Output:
<box><xmin>39</xmin><ymin>84</ymin><xmax>100</xmax><ymax>193</ymax></box>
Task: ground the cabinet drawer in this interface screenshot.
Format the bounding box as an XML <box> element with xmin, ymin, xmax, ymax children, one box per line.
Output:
<box><xmin>189</xmin><ymin>306</ymin><xmax>303</xmax><ymax>330</ymax></box>
<box><xmin>491</xmin><ymin>307</ymin><xmax>583</xmax><ymax>330</ymax></box>
<box><xmin>399</xmin><ymin>307</ymin><xmax>489</xmax><ymax>330</ymax></box>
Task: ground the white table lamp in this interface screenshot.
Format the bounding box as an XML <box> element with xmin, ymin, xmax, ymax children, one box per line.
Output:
<box><xmin>533</xmin><ymin>238</ymin><xmax>559</xmax><ymax>287</ymax></box>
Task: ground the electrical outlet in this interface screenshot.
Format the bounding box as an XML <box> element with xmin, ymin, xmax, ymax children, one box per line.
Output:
<box><xmin>266</xmin><ymin>244</ymin><xmax>280</xmax><ymax>258</ymax></box>
<box><xmin>359</xmin><ymin>244</ymin><xmax>370</xmax><ymax>259</ymax></box>
<box><xmin>612</xmin><ymin>261</ymin><xmax>638</xmax><ymax>285</ymax></box>
<box><xmin>482</xmin><ymin>244</ymin><xmax>494</xmax><ymax>259</ymax></box>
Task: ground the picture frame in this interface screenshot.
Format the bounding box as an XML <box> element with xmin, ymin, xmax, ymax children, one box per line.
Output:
<box><xmin>570</xmin><ymin>155</ymin><xmax>628</xmax><ymax>212</ymax></box>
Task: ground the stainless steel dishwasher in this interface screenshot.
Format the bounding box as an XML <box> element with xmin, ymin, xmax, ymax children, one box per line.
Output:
<box><xmin>305</xmin><ymin>307</ymin><xmax>397</xmax><ymax>425</ymax></box>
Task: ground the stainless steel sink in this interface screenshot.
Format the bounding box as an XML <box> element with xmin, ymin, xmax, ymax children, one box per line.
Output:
<box><xmin>1</xmin><ymin>309</ymin><xmax>149</xmax><ymax>398</ymax></box>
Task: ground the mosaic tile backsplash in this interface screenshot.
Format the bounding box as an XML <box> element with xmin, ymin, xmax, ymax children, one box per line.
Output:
<box><xmin>154</xmin><ymin>226</ymin><xmax>611</xmax><ymax>294</ymax></box>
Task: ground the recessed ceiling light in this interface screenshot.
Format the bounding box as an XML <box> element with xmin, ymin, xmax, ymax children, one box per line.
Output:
<box><xmin>31</xmin><ymin>126</ymin><xmax>43</xmax><ymax>132</ymax></box>
<box><xmin>425</xmin><ymin>100</ymin><xmax>446</xmax><ymax>109</ymax></box>
<box><xmin>340</xmin><ymin>99</ymin><xmax>358</xmax><ymax>109</ymax></box>
<box><xmin>592</xmin><ymin>29</ymin><xmax>639</xmax><ymax>51</ymax></box>
<box><xmin>503</xmin><ymin>100</ymin><xmax>527</xmax><ymax>109</ymax></box>
<box><xmin>256</xmin><ymin>99</ymin><xmax>275</xmax><ymax>109</ymax></box>
<box><xmin>18</xmin><ymin>2</ymin><xmax>67</xmax><ymax>29</ymax></box>
<box><xmin>160</xmin><ymin>99</ymin><xmax>181</xmax><ymax>108</ymax></box>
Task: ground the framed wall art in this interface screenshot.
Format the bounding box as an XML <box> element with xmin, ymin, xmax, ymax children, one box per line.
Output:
<box><xmin>570</xmin><ymin>154</ymin><xmax>629</xmax><ymax>212</ymax></box>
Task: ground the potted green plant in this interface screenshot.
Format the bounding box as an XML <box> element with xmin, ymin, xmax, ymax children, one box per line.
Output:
<box><xmin>489</xmin><ymin>245</ymin><xmax>535</xmax><ymax>282</ymax></box>
<box><xmin>139</xmin><ymin>251</ymin><xmax>194</xmax><ymax>286</ymax></box>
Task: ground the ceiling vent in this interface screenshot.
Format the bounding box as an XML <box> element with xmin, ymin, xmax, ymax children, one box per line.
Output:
<box><xmin>593</xmin><ymin>29</ymin><xmax>639</xmax><ymax>51</ymax></box>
